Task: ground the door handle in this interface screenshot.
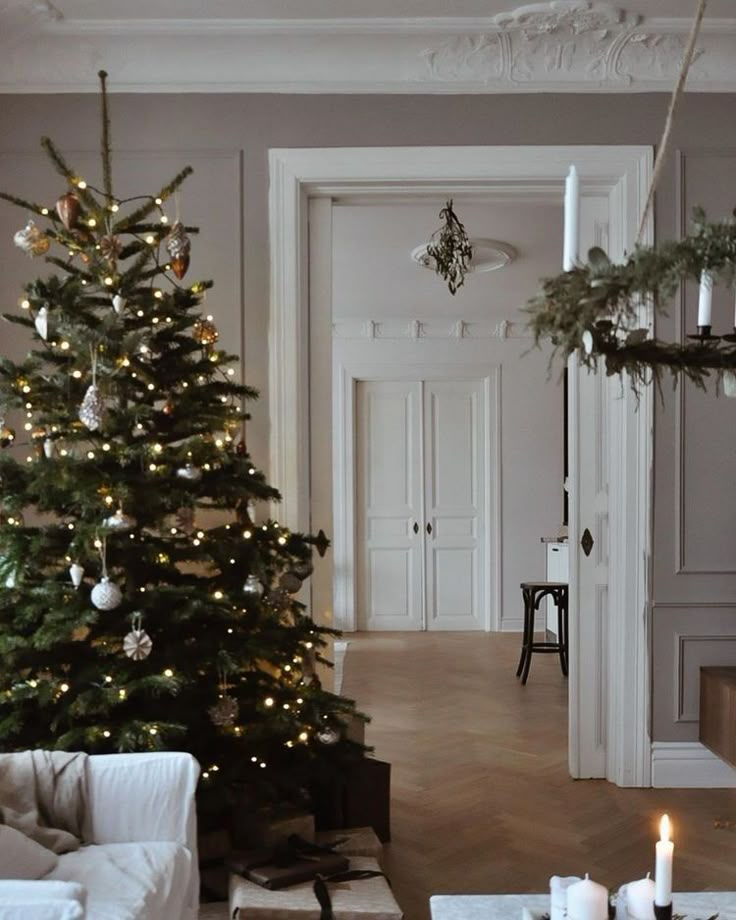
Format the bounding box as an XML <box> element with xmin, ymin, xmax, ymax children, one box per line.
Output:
<box><xmin>413</xmin><ymin>522</ymin><xmax>419</xmax><ymax>534</ymax></box>
<box><xmin>426</xmin><ymin>522</ymin><xmax>432</xmax><ymax>535</ymax></box>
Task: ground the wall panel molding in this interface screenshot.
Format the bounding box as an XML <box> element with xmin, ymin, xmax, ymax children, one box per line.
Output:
<box><xmin>332</xmin><ymin>317</ymin><xmax>533</xmax><ymax>340</ymax></box>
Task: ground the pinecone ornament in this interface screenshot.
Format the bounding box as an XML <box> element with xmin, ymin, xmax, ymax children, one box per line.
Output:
<box><xmin>14</xmin><ymin>220</ymin><xmax>50</xmax><ymax>257</ymax></box>
<box><xmin>79</xmin><ymin>384</ymin><xmax>104</xmax><ymax>431</ymax></box>
<box><xmin>99</xmin><ymin>234</ymin><xmax>122</xmax><ymax>262</ymax></box>
<box><xmin>165</xmin><ymin>221</ymin><xmax>191</xmax><ymax>279</ymax></box>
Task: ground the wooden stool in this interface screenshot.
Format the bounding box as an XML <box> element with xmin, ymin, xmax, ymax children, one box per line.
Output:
<box><xmin>516</xmin><ymin>581</ymin><xmax>568</xmax><ymax>685</ymax></box>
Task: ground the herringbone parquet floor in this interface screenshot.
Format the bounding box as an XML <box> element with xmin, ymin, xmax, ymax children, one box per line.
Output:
<box><xmin>341</xmin><ymin>632</ymin><xmax>736</xmax><ymax>920</ymax></box>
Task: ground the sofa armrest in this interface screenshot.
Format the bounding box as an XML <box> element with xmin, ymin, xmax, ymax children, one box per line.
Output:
<box><xmin>85</xmin><ymin>752</ymin><xmax>199</xmax><ymax>847</ymax></box>
<box><xmin>0</xmin><ymin>880</ymin><xmax>85</xmax><ymax>920</ymax></box>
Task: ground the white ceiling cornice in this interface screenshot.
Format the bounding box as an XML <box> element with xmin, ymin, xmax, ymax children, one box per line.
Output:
<box><xmin>1</xmin><ymin>1</ymin><xmax>736</xmax><ymax>94</ymax></box>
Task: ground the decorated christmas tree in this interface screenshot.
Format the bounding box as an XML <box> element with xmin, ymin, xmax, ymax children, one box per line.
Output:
<box><xmin>0</xmin><ymin>72</ymin><xmax>363</xmax><ymax>817</ymax></box>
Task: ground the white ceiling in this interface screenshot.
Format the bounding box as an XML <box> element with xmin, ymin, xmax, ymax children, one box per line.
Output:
<box><xmin>2</xmin><ymin>0</ymin><xmax>736</xmax><ymax>93</ymax></box>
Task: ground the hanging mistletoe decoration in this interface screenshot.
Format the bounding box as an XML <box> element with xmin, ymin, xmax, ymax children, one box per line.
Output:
<box><xmin>425</xmin><ymin>200</ymin><xmax>473</xmax><ymax>295</ymax></box>
<box><xmin>526</xmin><ymin>208</ymin><xmax>736</xmax><ymax>394</ymax></box>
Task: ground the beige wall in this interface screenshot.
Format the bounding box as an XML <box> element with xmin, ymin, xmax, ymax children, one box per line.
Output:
<box><xmin>1</xmin><ymin>92</ymin><xmax>735</xmax><ymax>741</ymax></box>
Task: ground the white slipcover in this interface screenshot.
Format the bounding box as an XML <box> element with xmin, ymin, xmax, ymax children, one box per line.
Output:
<box><xmin>0</xmin><ymin>752</ymin><xmax>200</xmax><ymax>920</ymax></box>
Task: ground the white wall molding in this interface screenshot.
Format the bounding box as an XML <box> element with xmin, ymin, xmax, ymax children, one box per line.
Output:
<box><xmin>2</xmin><ymin>5</ymin><xmax>736</xmax><ymax>93</ymax></box>
<box><xmin>651</xmin><ymin>742</ymin><xmax>736</xmax><ymax>789</ymax></box>
<box><xmin>332</xmin><ymin>318</ymin><xmax>533</xmax><ymax>340</ymax></box>
<box><xmin>269</xmin><ymin>143</ymin><xmax>653</xmax><ymax>787</ymax></box>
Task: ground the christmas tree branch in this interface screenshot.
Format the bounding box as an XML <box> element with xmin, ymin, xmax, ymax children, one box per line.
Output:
<box><xmin>116</xmin><ymin>167</ymin><xmax>194</xmax><ymax>231</ymax></box>
<box><xmin>0</xmin><ymin>191</ymin><xmax>49</xmax><ymax>217</ymax></box>
<box><xmin>98</xmin><ymin>71</ymin><xmax>113</xmax><ymax>204</ymax></box>
<box><xmin>40</xmin><ymin>138</ymin><xmax>98</xmax><ymax>212</ymax></box>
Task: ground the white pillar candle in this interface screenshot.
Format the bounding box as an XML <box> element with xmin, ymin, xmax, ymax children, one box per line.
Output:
<box><xmin>654</xmin><ymin>814</ymin><xmax>674</xmax><ymax>907</ymax></box>
<box><xmin>625</xmin><ymin>873</ymin><xmax>655</xmax><ymax>920</ymax></box>
<box><xmin>567</xmin><ymin>873</ymin><xmax>609</xmax><ymax>920</ymax></box>
<box><xmin>563</xmin><ymin>165</ymin><xmax>580</xmax><ymax>271</ymax></box>
<box><xmin>550</xmin><ymin>875</ymin><xmax>582</xmax><ymax>920</ymax></box>
<box><xmin>697</xmin><ymin>271</ymin><xmax>713</xmax><ymax>328</ymax></box>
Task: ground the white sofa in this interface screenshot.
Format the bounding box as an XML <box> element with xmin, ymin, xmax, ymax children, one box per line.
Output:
<box><xmin>0</xmin><ymin>751</ymin><xmax>200</xmax><ymax>920</ymax></box>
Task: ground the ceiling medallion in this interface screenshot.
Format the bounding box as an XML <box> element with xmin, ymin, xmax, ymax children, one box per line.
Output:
<box><xmin>412</xmin><ymin>239</ymin><xmax>516</xmax><ymax>274</ymax></box>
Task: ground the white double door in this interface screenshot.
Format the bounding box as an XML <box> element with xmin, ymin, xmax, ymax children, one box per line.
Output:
<box><xmin>356</xmin><ymin>377</ymin><xmax>487</xmax><ymax>631</ymax></box>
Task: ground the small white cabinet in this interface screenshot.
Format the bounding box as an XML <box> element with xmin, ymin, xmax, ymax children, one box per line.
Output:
<box><xmin>545</xmin><ymin>541</ymin><xmax>569</xmax><ymax>635</ymax></box>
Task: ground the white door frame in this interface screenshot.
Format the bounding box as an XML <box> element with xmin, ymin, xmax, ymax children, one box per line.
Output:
<box><xmin>335</xmin><ymin>362</ymin><xmax>500</xmax><ymax>633</ymax></box>
<box><xmin>268</xmin><ymin>145</ymin><xmax>653</xmax><ymax>787</ymax></box>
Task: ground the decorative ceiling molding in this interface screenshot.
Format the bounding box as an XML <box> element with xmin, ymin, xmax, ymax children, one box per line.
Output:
<box><xmin>0</xmin><ymin>2</ymin><xmax>734</xmax><ymax>93</ymax></box>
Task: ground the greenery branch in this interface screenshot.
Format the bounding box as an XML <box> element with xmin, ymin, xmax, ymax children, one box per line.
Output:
<box><xmin>425</xmin><ymin>199</ymin><xmax>474</xmax><ymax>295</ymax></box>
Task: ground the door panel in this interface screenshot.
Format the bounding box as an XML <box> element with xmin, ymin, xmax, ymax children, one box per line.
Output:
<box><xmin>356</xmin><ymin>381</ymin><xmax>423</xmax><ymax>630</ymax></box>
<box><xmin>424</xmin><ymin>380</ymin><xmax>486</xmax><ymax>631</ymax></box>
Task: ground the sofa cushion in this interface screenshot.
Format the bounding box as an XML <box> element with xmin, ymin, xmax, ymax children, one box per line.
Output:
<box><xmin>47</xmin><ymin>841</ymin><xmax>191</xmax><ymax>920</ymax></box>
<box><xmin>0</xmin><ymin>880</ymin><xmax>85</xmax><ymax>920</ymax></box>
<box><xmin>0</xmin><ymin>826</ymin><xmax>59</xmax><ymax>880</ymax></box>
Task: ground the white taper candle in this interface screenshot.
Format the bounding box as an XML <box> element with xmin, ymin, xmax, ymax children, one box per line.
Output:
<box><xmin>654</xmin><ymin>814</ymin><xmax>674</xmax><ymax>907</ymax></box>
<box><xmin>697</xmin><ymin>271</ymin><xmax>713</xmax><ymax>328</ymax></box>
<box><xmin>563</xmin><ymin>165</ymin><xmax>580</xmax><ymax>271</ymax></box>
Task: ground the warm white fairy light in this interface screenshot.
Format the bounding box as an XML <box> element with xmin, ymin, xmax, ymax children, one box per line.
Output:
<box><xmin>40</xmin><ymin>208</ymin><xmax>49</xmax><ymax>216</ymax></box>
<box><xmin>160</xmin><ymin>215</ymin><xmax>169</xmax><ymax>224</ymax></box>
<box><xmin>77</xmin><ymin>180</ymin><xmax>87</xmax><ymax>190</ymax></box>
<box><xmin>72</xmin><ymin>370</ymin><xmax>82</xmax><ymax>379</ymax></box>
<box><xmin>299</xmin><ymin>731</ymin><xmax>308</xmax><ymax>741</ymax></box>
<box><xmin>87</xmin><ymin>451</ymin><xmax>95</xmax><ymax>459</ymax></box>
<box><xmin>104</xmin><ymin>496</ymin><xmax>114</xmax><ymax>506</ymax></box>
<box><xmin>68</xmin><ymin>523</ymin><xmax>75</xmax><ymax>531</ymax></box>
<box><xmin>137</xmin><ymin>310</ymin><xmax>144</xmax><ymax>317</ymax></box>
<box><xmin>264</xmin><ymin>697</ymin><xmax>274</xmax><ymax>707</ymax></box>
<box><xmin>20</xmin><ymin>298</ymin><xmax>30</xmax><ymax>309</ymax></box>
<box><xmin>110</xmin><ymin>203</ymin><xmax>119</xmax><ymax>213</ymax></box>
<box><xmin>103</xmin><ymin>730</ymin><xmax>111</xmax><ymax>738</ymax></box>
<box><xmin>278</xmin><ymin>536</ymin><xmax>287</xmax><ymax>546</ymax></box>
<box><xmin>155</xmin><ymin>197</ymin><xmax>162</xmax><ymax>205</ymax></box>
<box><xmin>152</xmin><ymin>317</ymin><xmax>159</xmax><ymax>325</ymax></box>
<box><xmin>148</xmin><ymin>727</ymin><xmax>157</xmax><ymax>736</ymax></box>
<box><xmin>118</xmin><ymin>689</ymin><xmax>126</xmax><ymax>699</ymax></box>
<box><xmin>154</xmin><ymin>290</ymin><xmax>163</xmax><ymax>300</ymax></box>
<box><xmin>164</xmin><ymin>669</ymin><xmax>174</xmax><ymax>677</ymax></box>
<box><xmin>192</xmin><ymin>538</ymin><xmax>200</xmax><ymax>546</ymax></box>
<box><xmin>227</xmin><ymin>627</ymin><xmax>233</xmax><ymax>634</ymax></box>
<box><xmin>215</xmin><ymin>438</ymin><xmax>224</xmax><ymax>448</ymax></box>
<box><xmin>230</xmin><ymin>558</ymin><xmax>236</xmax><ymax>564</ymax></box>
<box><xmin>147</xmin><ymin>383</ymin><xmax>155</xmax><ymax>391</ymax></box>
<box><xmin>153</xmin><ymin>443</ymin><xmax>163</xmax><ymax>453</ymax></box>
<box><xmin>213</xmin><ymin>590</ymin><xmax>223</xmax><ymax>600</ymax></box>
<box><xmin>60</xmin><ymin>682</ymin><xmax>70</xmax><ymax>693</ymax></box>
<box><xmin>60</xmin><ymin>449</ymin><xmax>68</xmax><ymax>457</ymax></box>
<box><xmin>93</xmin><ymin>538</ymin><xmax>102</xmax><ymax>548</ymax></box>
<box><xmin>296</xmin><ymin>697</ymin><xmax>303</xmax><ymax>704</ymax></box>
<box><xmin>282</xmin><ymin>703</ymin><xmax>290</xmax><ymax>710</ymax></box>
<box><xmin>249</xmin><ymin>468</ymin><xmax>256</xmax><ymax>476</ymax></box>
<box><xmin>243</xmin><ymin>530</ymin><xmax>252</xmax><ymax>539</ymax></box>
<box><xmin>60</xmin><ymin>341</ymin><xmax>70</xmax><ymax>350</ymax></box>
<box><xmin>21</xmin><ymin>384</ymin><xmax>30</xmax><ymax>394</ymax></box>
<box><xmin>170</xmin><ymin>527</ymin><xmax>177</xmax><ymax>535</ymax></box>
<box><xmin>23</xmin><ymin>422</ymin><xmax>32</xmax><ymax>431</ymax></box>
<box><xmin>88</xmin><ymin>218</ymin><xmax>97</xmax><ymax>228</ymax></box>
<box><xmin>104</xmin><ymin>675</ymin><xmax>112</xmax><ymax>683</ymax></box>
<box><xmin>149</xmin><ymin>463</ymin><xmax>157</xmax><ymax>472</ymax></box>
<box><xmin>102</xmin><ymin>443</ymin><xmax>111</xmax><ymax>452</ymax></box>
<box><xmin>103</xmin><ymin>276</ymin><xmax>114</xmax><ymax>286</ymax></box>
<box><xmin>227</xmin><ymin>368</ymin><xmax>235</xmax><ymax>376</ymax></box>
<box><xmin>145</xmin><ymin>235</ymin><xmax>155</xmax><ymax>245</ymax></box>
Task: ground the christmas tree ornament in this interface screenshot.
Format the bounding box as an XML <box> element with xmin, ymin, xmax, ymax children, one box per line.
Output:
<box><xmin>243</xmin><ymin>574</ymin><xmax>263</xmax><ymax>597</ymax></box>
<box><xmin>56</xmin><ymin>192</ymin><xmax>81</xmax><ymax>230</ymax></box>
<box><xmin>291</xmin><ymin>561</ymin><xmax>314</xmax><ymax>581</ymax></box>
<box><xmin>209</xmin><ymin>694</ymin><xmax>239</xmax><ymax>727</ymax></box>
<box><xmin>165</xmin><ymin>220</ymin><xmax>191</xmax><ymax>280</ymax></box>
<box><xmin>14</xmin><ymin>220</ymin><xmax>50</xmax><ymax>257</ymax></box>
<box><xmin>0</xmin><ymin>421</ymin><xmax>16</xmax><ymax>448</ymax></box>
<box><xmin>176</xmin><ymin>463</ymin><xmax>202</xmax><ymax>482</ymax></box>
<box><xmin>99</xmin><ymin>234</ymin><xmax>121</xmax><ymax>262</ymax></box>
<box><xmin>123</xmin><ymin>614</ymin><xmax>153</xmax><ymax>661</ymax></box>
<box><xmin>193</xmin><ymin>318</ymin><xmax>219</xmax><ymax>346</ymax></box>
<box><xmin>71</xmin><ymin>625</ymin><xmax>90</xmax><ymax>641</ymax></box>
<box><xmin>279</xmin><ymin>572</ymin><xmax>303</xmax><ymax>595</ymax></box>
<box><xmin>31</xmin><ymin>428</ymin><xmax>46</xmax><ymax>457</ymax></box>
<box><xmin>79</xmin><ymin>383</ymin><xmax>104</xmax><ymax>431</ymax></box>
<box><xmin>34</xmin><ymin>305</ymin><xmax>49</xmax><ymax>340</ymax></box>
<box><xmin>316</xmin><ymin>725</ymin><xmax>340</xmax><ymax>746</ymax></box>
<box><xmin>112</xmin><ymin>293</ymin><xmax>126</xmax><ymax>314</ymax></box>
<box><xmin>236</xmin><ymin>439</ymin><xmax>246</xmax><ymax>456</ymax></box>
<box><xmin>69</xmin><ymin>562</ymin><xmax>84</xmax><ymax>588</ymax></box>
<box><xmin>91</xmin><ymin>576</ymin><xmax>122</xmax><ymax>610</ymax></box>
<box><xmin>161</xmin><ymin>397</ymin><xmax>175</xmax><ymax>417</ymax></box>
<box><xmin>43</xmin><ymin>438</ymin><xmax>55</xmax><ymax>459</ymax></box>
<box><xmin>103</xmin><ymin>508</ymin><xmax>136</xmax><ymax>532</ymax></box>
<box><xmin>79</xmin><ymin>348</ymin><xmax>104</xmax><ymax>431</ymax></box>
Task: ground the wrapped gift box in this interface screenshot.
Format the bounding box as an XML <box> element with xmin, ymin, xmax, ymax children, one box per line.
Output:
<box><xmin>315</xmin><ymin>827</ymin><xmax>383</xmax><ymax>867</ymax></box>
<box><xmin>230</xmin><ymin>856</ymin><xmax>402</xmax><ymax>919</ymax></box>
<box><xmin>232</xmin><ymin>805</ymin><xmax>316</xmax><ymax>849</ymax></box>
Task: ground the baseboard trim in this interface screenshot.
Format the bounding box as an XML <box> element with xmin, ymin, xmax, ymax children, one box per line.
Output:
<box><xmin>651</xmin><ymin>741</ymin><xmax>736</xmax><ymax>788</ymax></box>
<box><xmin>500</xmin><ymin>618</ymin><xmax>523</xmax><ymax>632</ymax></box>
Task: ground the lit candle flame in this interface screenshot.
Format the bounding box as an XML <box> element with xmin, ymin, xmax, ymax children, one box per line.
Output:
<box><xmin>659</xmin><ymin>813</ymin><xmax>671</xmax><ymax>843</ymax></box>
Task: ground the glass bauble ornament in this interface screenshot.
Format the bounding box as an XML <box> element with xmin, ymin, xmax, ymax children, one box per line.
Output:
<box><xmin>209</xmin><ymin>695</ymin><xmax>239</xmax><ymax>727</ymax></box>
<box><xmin>56</xmin><ymin>191</ymin><xmax>81</xmax><ymax>230</ymax></box>
<box><xmin>69</xmin><ymin>562</ymin><xmax>84</xmax><ymax>588</ymax></box>
<box><xmin>243</xmin><ymin>574</ymin><xmax>263</xmax><ymax>597</ymax></box>
<box><xmin>14</xmin><ymin>220</ymin><xmax>50</xmax><ymax>257</ymax></box>
<box><xmin>279</xmin><ymin>572</ymin><xmax>303</xmax><ymax>595</ymax></box>
<box><xmin>292</xmin><ymin>561</ymin><xmax>314</xmax><ymax>581</ymax></box>
<box><xmin>165</xmin><ymin>221</ymin><xmax>191</xmax><ymax>280</ymax></box>
<box><xmin>103</xmin><ymin>509</ymin><xmax>136</xmax><ymax>532</ymax></box>
<box><xmin>123</xmin><ymin>628</ymin><xmax>152</xmax><ymax>660</ymax></box>
<box><xmin>91</xmin><ymin>576</ymin><xmax>122</xmax><ymax>610</ymax></box>
<box><xmin>176</xmin><ymin>463</ymin><xmax>202</xmax><ymax>482</ymax></box>
<box><xmin>43</xmin><ymin>438</ymin><xmax>55</xmax><ymax>459</ymax></box>
<box><xmin>34</xmin><ymin>306</ymin><xmax>49</xmax><ymax>340</ymax></box>
<box><xmin>79</xmin><ymin>384</ymin><xmax>104</xmax><ymax>431</ymax></box>
<box><xmin>112</xmin><ymin>293</ymin><xmax>126</xmax><ymax>315</ymax></box>
<box><xmin>316</xmin><ymin>726</ymin><xmax>340</xmax><ymax>746</ymax></box>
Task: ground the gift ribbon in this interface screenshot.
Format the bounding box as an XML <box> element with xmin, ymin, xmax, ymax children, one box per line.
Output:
<box><xmin>313</xmin><ymin>868</ymin><xmax>390</xmax><ymax>920</ymax></box>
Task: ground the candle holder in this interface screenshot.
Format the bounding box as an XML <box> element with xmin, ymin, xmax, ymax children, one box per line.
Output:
<box><xmin>654</xmin><ymin>903</ymin><xmax>673</xmax><ymax>920</ymax></box>
<box><xmin>687</xmin><ymin>325</ymin><xmax>720</xmax><ymax>342</ymax></box>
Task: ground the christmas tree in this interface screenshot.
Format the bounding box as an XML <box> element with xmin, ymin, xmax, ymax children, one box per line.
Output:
<box><xmin>0</xmin><ymin>72</ymin><xmax>364</xmax><ymax>816</ymax></box>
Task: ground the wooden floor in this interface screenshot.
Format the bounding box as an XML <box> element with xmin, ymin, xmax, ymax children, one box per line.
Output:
<box><xmin>341</xmin><ymin>632</ymin><xmax>736</xmax><ymax>920</ymax></box>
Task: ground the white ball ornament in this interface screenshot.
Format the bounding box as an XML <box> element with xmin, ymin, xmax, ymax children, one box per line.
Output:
<box><xmin>103</xmin><ymin>509</ymin><xmax>136</xmax><ymax>531</ymax></box>
<box><xmin>176</xmin><ymin>463</ymin><xmax>202</xmax><ymax>482</ymax></box>
<box><xmin>91</xmin><ymin>576</ymin><xmax>122</xmax><ymax>610</ymax></box>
